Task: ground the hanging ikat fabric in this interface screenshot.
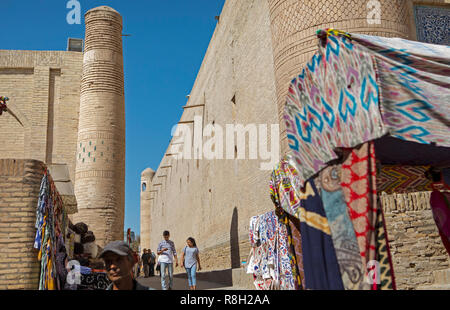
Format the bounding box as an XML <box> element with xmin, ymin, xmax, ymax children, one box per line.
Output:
<box><xmin>318</xmin><ymin>164</ymin><xmax>369</xmax><ymax>290</ymax></box>
<box><xmin>284</xmin><ymin>30</ymin><xmax>386</xmax><ymax>186</ymax></box>
<box><xmin>350</xmin><ymin>33</ymin><xmax>450</xmax><ymax>148</ymax></box>
<box><xmin>284</xmin><ymin>29</ymin><xmax>450</xmax><ymax>187</ymax></box>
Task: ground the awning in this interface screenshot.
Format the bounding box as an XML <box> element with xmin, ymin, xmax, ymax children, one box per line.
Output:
<box><xmin>284</xmin><ymin>29</ymin><xmax>450</xmax><ymax>187</ymax></box>
<box><xmin>47</xmin><ymin>164</ymin><xmax>78</xmax><ymax>214</ymax></box>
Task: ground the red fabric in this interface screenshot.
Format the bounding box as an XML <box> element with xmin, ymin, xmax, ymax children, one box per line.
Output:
<box><xmin>430</xmin><ymin>191</ymin><xmax>450</xmax><ymax>256</ymax></box>
<box><xmin>341</xmin><ymin>142</ymin><xmax>378</xmax><ymax>288</ymax></box>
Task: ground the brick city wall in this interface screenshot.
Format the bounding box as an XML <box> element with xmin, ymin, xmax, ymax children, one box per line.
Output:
<box><xmin>145</xmin><ymin>0</ymin><xmax>279</xmax><ymax>270</ymax></box>
<box><xmin>0</xmin><ymin>50</ymin><xmax>83</xmax><ymax>183</ymax></box>
<box><xmin>0</xmin><ymin>159</ymin><xmax>44</xmax><ymax>289</ymax></box>
<box><xmin>381</xmin><ymin>192</ymin><xmax>450</xmax><ymax>289</ymax></box>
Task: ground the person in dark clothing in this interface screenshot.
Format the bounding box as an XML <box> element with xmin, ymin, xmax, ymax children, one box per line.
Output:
<box><xmin>141</xmin><ymin>249</ymin><xmax>150</xmax><ymax>278</ymax></box>
<box><xmin>148</xmin><ymin>249</ymin><xmax>156</xmax><ymax>276</ymax></box>
<box><xmin>99</xmin><ymin>241</ymin><xmax>152</xmax><ymax>290</ymax></box>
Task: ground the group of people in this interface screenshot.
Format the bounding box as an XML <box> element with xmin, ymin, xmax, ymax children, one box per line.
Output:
<box><xmin>154</xmin><ymin>230</ymin><xmax>202</xmax><ymax>290</ymax></box>
<box><xmin>97</xmin><ymin>230</ymin><xmax>201</xmax><ymax>290</ymax></box>
<box><xmin>139</xmin><ymin>248</ymin><xmax>156</xmax><ymax>277</ymax></box>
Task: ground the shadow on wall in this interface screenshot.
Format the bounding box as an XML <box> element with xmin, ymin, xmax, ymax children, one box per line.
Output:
<box><xmin>230</xmin><ymin>206</ymin><xmax>240</xmax><ymax>269</ymax></box>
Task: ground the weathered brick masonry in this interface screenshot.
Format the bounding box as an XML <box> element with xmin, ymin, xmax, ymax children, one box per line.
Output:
<box><xmin>0</xmin><ymin>159</ymin><xmax>44</xmax><ymax>289</ymax></box>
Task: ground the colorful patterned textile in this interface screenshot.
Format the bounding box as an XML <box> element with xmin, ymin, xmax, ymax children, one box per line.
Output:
<box><xmin>276</xmin><ymin>211</ymin><xmax>297</xmax><ymax>290</ymax></box>
<box><xmin>350</xmin><ymin>33</ymin><xmax>450</xmax><ymax>148</ymax></box>
<box><xmin>298</xmin><ymin>180</ymin><xmax>344</xmax><ymax>290</ymax></box>
<box><xmin>341</xmin><ymin>142</ymin><xmax>378</xmax><ymax>285</ymax></box>
<box><xmin>430</xmin><ymin>191</ymin><xmax>450</xmax><ymax>256</ymax></box>
<box><xmin>279</xmin><ymin>212</ymin><xmax>301</xmax><ymax>290</ymax></box>
<box><xmin>284</xmin><ymin>30</ymin><xmax>450</xmax><ymax>187</ymax></box>
<box><xmin>270</xmin><ymin>158</ymin><xmax>343</xmax><ymax>289</ymax></box>
<box><xmin>319</xmin><ymin>165</ymin><xmax>369</xmax><ymax>290</ymax></box>
<box><xmin>374</xmin><ymin>201</ymin><xmax>396</xmax><ymax>290</ymax></box>
<box><xmin>79</xmin><ymin>272</ymin><xmax>111</xmax><ymax>290</ymax></box>
<box><xmin>35</xmin><ymin>170</ymin><xmax>67</xmax><ymax>290</ymax></box>
<box><xmin>377</xmin><ymin>165</ymin><xmax>432</xmax><ymax>194</ymax></box>
<box><xmin>270</xmin><ymin>156</ymin><xmax>331</xmax><ymax>235</ymax></box>
<box><xmin>287</xmin><ymin>215</ymin><xmax>305</xmax><ymax>289</ymax></box>
<box><xmin>247</xmin><ymin>211</ymin><xmax>296</xmax><ymax>290</ymax></box>
<box><xmin>284</xmin><ymin>30</ymin><xmax>385</xmax><ymax>186</ymax></box>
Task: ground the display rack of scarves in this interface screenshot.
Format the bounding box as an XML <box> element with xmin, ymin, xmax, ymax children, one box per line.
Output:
<box><xmin>34</xmin><ymin>169</ymin><xmax>68</xmax><ymax>290</ymax></box>
<box><xmin>270</xmin><ymin>157</ymin><xmax>344</xmax><ymax>290</ymax></box>
<box><xmin>247</xmin><ymin>210</ymin><xmax>296</xmax><ymax>290</ymax></box>
<box><xmin>270</xmin><ymin>147</ymin><xmax>396</xmax><ymax>289</ymax></box>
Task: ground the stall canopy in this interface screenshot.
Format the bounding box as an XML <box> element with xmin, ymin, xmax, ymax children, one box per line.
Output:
<box><xmin>284</xmin><ymin>29</ymin><xmax>450</xmax><ymax>186</ymax></box>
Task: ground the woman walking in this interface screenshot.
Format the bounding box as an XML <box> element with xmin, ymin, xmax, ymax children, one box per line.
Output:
<box><xmin>181</xmin><ymin>237</ymin><xmax>201</xmax><ymax>290</ymax></box>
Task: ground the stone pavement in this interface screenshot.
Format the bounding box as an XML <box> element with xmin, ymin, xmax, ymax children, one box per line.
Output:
<box><xmin>136</xmin><ymin>275</ymin><xmax>232</xmax><ymax>290</ymax></box>
<box><xmin>136</xmin><ymin>268</ymin><xmax>254</xmax><ymax>290</ymax></box>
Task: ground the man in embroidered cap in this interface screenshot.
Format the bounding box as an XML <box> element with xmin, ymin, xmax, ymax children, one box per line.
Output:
<box><xmin>99</xmin><ymin>240</ymin><xmax>153</xmax><ymax>290</ymax></box>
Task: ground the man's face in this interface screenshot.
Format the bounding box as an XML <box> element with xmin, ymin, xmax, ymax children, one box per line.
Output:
<box><xmin>103</xmin><ymin>252</ymin><xmax>133</xmax><ymax>283</ymax></box>
<box><xmin>164</xmin><ymin>234</ymin><xmax>169</xmax><ymax>241</ymax></box>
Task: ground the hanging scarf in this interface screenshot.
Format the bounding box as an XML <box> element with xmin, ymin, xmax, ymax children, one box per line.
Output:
<box><xmin>287</xmin><ymin>215</ymin><xmax>305</xmax><ymax>289</ymax></box>
<box><xmin>374</xmin><ymin>200</ymin><xmax>396</xmax><ymax>290</ymax></box>
<box><xmin>35</xmin><ymin>170</ymin><xmax>68</xmax><ymax>290</ymax></box>
<box><xmin>270</xmin><ymin>158</ymin><xmax>344</xmax><ymax>289</ymax></box>
<box><xmin>299</xmin><ymin>180</ymin><xmax>344</xmax><ymax>290</ymax></box>
<box><xmin>341</xmin><ymin>142</ymin><xmax>378</xmax><ymax>286</ymax></box>
<box><xmin>319</xmin><ymin>164</ymin><xmax>369</xmax><ymax>290</ymax></box>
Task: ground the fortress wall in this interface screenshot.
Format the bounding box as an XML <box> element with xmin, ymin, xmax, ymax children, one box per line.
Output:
<box><xmin>145</xmin><ymin>0</ymin><xmax>279</xmax><ymax>272</ymax></box>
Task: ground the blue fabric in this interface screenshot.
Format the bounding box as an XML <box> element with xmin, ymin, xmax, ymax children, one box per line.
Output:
<box><xmin>185</xmin><ymin>264</ymin><xmax>197</xmax><ymax>287</ymax></box>
<box><xmin>160</xmin><ymin>262</ymin><xmax>173</xmax><ymax>290</ymax></box>
<box><xmin>300</xmin><ymin>180</ymin><xmax>344</xmax><ymax>290</ymax></box>
<box><xmin>79</xmin><ymin>266</ymin><xmax>92</xmax><ymax>275</ymax></box>
<box><xmin>321</xmin><ymin>186</ymin><xmax>368</xmax><ymax>290</ymax></box>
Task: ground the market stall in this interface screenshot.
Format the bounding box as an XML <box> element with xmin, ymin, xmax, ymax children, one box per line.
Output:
<box><xmin>33</xmin><ymin>165</ymin><xmax>110</xmax><ymax>290</ymax></box>
<box><xmin>247</xmin><ymin>29</ymin><xmax>450</xmax><ymax>290</ymax></box>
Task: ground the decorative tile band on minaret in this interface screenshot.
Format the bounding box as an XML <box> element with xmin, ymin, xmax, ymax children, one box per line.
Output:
<box><xmin>74</xmin><ymin>6</ymin><xmax>125</xmax><ymax>247</ymax></box>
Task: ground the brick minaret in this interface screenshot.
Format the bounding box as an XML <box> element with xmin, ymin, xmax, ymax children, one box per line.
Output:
<box><xmin>74</xmin><ymin>6</ymin><xmax>125</xmax><ymax>247</ymax></box>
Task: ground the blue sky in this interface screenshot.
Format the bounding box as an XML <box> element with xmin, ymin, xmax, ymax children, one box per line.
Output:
<box><xmin>1</xmin><ymin>0</ymin><xmax>225</xmax><ymax>235</ymax></box>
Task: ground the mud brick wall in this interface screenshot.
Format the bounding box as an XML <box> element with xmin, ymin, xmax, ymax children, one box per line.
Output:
<box><xmin>0</xmin><ymin>159</ymin><xmax>45</xmax><ymax>289</ymax></box>
<box><xmin>381</xmin><ymin>191</ymin><xmax>450</xmax><ymax>290</ymax></box>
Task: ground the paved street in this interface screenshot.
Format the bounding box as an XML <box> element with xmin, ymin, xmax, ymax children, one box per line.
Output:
<box><xmin>136</xmin><ymin>274</ymin><xmax>232</xmax><ymax>290</ymax></box>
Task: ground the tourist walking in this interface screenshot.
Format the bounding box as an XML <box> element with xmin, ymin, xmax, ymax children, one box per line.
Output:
<box><xmin>148</xmin><ymin>249</ymin><xmax>156</xmax><ymax>276</ymax></box>
<box><xmin>180</xmin><ymin>237</ymin><xmax>202</xmax><ymax>290</ymax></box>
<box><xmin>99</xmin><ymin>241</ymin><xmax>152</xmax><ymax>290</ymax></box>
<box><xmin>156</xmin><ymin>255</ymin><xmax>161</xmax><ymax>277</ymax></box>
<box><xmin>141</xmin><ymin>249</ymin><xmax>150</xmax><ymax>278</ymax></box>
<box><xmin>157</xmin><ymin>231</ymin><xmax>178</xmax><ymax>290</ymax></box>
